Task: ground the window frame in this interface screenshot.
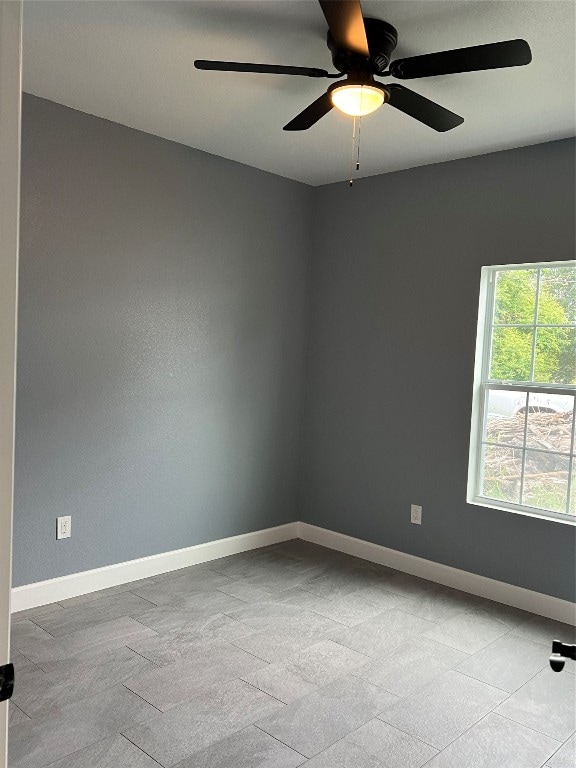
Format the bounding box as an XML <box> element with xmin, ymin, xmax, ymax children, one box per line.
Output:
<box><xmin>467</xmin><ymin>260</ymin><xmax>576</xmax><ymax>525</ymax></box>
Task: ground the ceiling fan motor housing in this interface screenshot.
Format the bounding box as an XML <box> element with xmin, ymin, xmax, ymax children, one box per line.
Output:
<box><xmin>327</xmin><ymin>18</ymin><xmax>398</xmax><ymax>74</ymax></box>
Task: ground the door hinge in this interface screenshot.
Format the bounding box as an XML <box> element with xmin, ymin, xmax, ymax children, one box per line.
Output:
<box><xmin>0</xmin><ymin>663</ymin><xmax>14</xmax><ymax>702</ymax></box>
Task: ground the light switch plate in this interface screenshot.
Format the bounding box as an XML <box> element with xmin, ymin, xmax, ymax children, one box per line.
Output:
<box><xmin>57</xmin><ymin>515</ymin><xmax>71</xmax><ymax>539</ymax></box>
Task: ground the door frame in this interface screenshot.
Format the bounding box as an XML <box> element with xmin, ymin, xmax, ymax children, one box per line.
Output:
<box><xmin>0</xmin><ymin>1</ymin><xmax>22</xmax><ymax>764</ymax></box>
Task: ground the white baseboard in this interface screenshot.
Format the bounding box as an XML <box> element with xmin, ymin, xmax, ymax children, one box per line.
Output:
<box><xmin>11</xmin><ymin>522</ymin><xmax>299</xmax><ymax>613</ymax></box>
<box><xmin>12</xmin><ymin>520</ymin><xmax>575</xmax><ymax>626</ymax></box>
<box><xmin>297</xmin><ymin>522</ymin><xmax>576</xmax><ymax>626</ymax></box>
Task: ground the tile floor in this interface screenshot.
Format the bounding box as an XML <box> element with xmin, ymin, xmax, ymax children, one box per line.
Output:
<box><xmin>8</xmin><ymin>539</ymin><xmax>576</xmax><ymax>768</ymax></box>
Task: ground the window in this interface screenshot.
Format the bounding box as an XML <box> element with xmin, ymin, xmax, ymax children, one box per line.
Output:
<box><xmin>468</xmin><ymin>261</ymin><xmax>576</xmax><ymax>523</ymax></box>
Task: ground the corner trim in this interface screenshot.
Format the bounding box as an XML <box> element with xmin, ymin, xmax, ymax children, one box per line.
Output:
<box><xmin>297</xmin><ymin>522</ymin><xmax>576</xmax><ymax>626</ymax></box>
<box><xmin>11</xmin><ymin>522</ymin><xmax>299</xmax><ymax>613</ymax></box>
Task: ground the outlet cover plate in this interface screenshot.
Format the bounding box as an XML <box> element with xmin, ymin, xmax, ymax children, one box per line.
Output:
<box><xmin>57</xmin><ymin>515</ymin><xmax>71</xmax><ymax>539</ymax></box>
<box><xmin>411</xmin><ymin>505</ymin><xmax>422</xmax><ymax>525</ymax></box>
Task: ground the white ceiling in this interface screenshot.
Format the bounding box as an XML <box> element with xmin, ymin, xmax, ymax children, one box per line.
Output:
<box><xmin>23</xmin><ymin>1</ymin><xmax>576</xmax><ymax>186</ymax></box>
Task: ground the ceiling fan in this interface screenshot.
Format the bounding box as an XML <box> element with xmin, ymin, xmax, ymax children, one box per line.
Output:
<box><xmin>194</xmin><ymin>0</ymin><xmax>532</xmax><ymax>133</ymax></box>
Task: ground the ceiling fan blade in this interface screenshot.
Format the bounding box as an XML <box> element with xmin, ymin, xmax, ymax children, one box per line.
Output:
<box><xmin>318</xmin><ymin>0</ymin><xmax>369</xmax><ymax>58</ymax></box>
<box><xmin>390</xmin><ymin>39</ymin><xmax>532</xmax><ymax>79</ymax></box>
<box><xmin>387</xmin><ymin>84</ymin><xmax>464</xmax><ymax>132</ymax></box>
<box><xmin>194</xmin><ymin>60</ymin><xmax>330</xmax><ymax>78</ymax></box>
<box><xmin>283</xmin><ymin>92</ymin><xmax>334</xmax><ymax>131</ymax></box>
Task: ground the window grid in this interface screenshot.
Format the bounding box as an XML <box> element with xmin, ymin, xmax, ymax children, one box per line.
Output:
<box><xmin>483</xmin><ymin>441</ymin><xmax>573</xmax><ymax>459</ymax></box>
<box><xmin>529</xmin><ymin>267</ymin><xmax>542</xmax><ymax>383</ymax></box>
<box><xmin>492</xmin><ymin>323</ymin><xmax>574</xmax><ymax>329</ymax></box>
<box><xmin>469</xmin><ymin>260</ymin><xmax>576</xmax><ymax>523</ymax></box>
<box><xmin>479</xmin><ymin>388</ymin><xmax>576</xmax><ymax>515</ymax></box>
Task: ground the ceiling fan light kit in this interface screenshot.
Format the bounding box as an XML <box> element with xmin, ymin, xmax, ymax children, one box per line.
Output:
<box><xmin>329</xmin><ymin>80</ymin><xmax>388</xmax><ymax>117</ymax></box>
<box><xmin>194</xmin><ymin>0</ymin><xmax>531</xmax><ymax>136</ymax></box>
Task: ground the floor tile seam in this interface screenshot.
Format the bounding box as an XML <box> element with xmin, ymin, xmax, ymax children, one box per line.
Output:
<box><xmin>249</xmin><ymin>667</ymin><xmax>388</xmax><ymax>711</ymax></box>
<box><xmin>342</xmin><ymin>714</ymin><xmax>441</xmax><ymax>764</ymax></box>
<box><xmin>119</xmin><ymin>731</ymin><xmax>170</xmax><ymax>767</ymax></box>
<box><xmin>11</xmin><ymin>691</ymin><xmax>40</xmax><ymax>720</ymax></box>
<box><xmin>382</xmin><ymin>606</ymin><xmax>444</xmax><ymax>626</ymax></box>
<box><xmin>17</xmin><ymin>616</ymin><xmax>57</xmax><ymax>639</ymax></box>
<box><xmin>58</xmin><ymin>592</ymin><xmax>159</xmax><ymax>616</ymax></box>
<box><xmin>214</xmin><ymin>586</ymin><xmax>260</xmax><ymax>603</ymax></box>
<box><xmin>546</xmin><ymin>731</ymin><xmax>576</xmax><ymax>765</ymax></box>
<box><xmin>159</xmin><ymin>586</ymin><xmax>250</xmax><ymax>607</ymax></box>
<box><xmin>433</xmin><ymin>709</ymin><xmax>520</xmax><ymax>758</ymax></box>
<box><xmin>13</xmin><ymin>663</ymin><xmax>160</xmax><ymax>720</ymax></box>
<box><xmin>374</xmin><ymin>710</ymin><xmax>441</xmax><ymax>750</ymax></box>
<box><xmin>457</xmin><ymin>648</ymin><xmax>551</xmax><ymax>693</ymax></box>
<box><xmin>36</xmin><ymin>734</ymin><xmax>112</xmax><ymax>768</ymax></box>
<box><xmin>9</xmin><ymin>700</ymin><xmax>36</xmax><ymax>727</ymax></box>
<box><xmin>125</xmin><ymin>644</ymin><xmax>164</xmax><ymax>668</ymax></box>
<box><xmin>325</xmin><ymin>630</ymin><xmax>459</xmax><ymax>662</ymax></box>
<box><xmin>209</xmin><ymin>611</ymin><xmax>278</xmax><ymax>635</ymax></box>
<box><xmin>57</xmin><ymin>584</ymin><xmax>155</xmax><ymax>609</ymax></box>
<box><xmin>128</xmin><ymin>714</ymin><xmax>293</xmax><ymax>767</ymax></box>
<box><xmin>149</xmin><ymin>566</ymin><xmax>235</xmax><ymax>584</ymax></box>
<box><xmin>242</xmin><ymin>660</ymin><xmax>366</xmax><ymax>701</ymax></box>
<box><xmin>252</xmin><ymin>723</ymin><xmax>311</xmax><ymax>759</ymax></box>
<box><xmin>127</xmin><ymin>615</ymin><xmax>162</xmax><ymax>635</ymax></box>
<box><xmin>326</xmin><ymin>636</ymin><xmax>379</xmax><ymax>658</ymax></box>
<box><xmin>371</xmin><ymin>668</ymin><xmax>512</xmax><ymax>733</ymax></box>
<box><xmin>454</xmin><ymin>708</ymin><xmax>566</xmax><ymax>754</ymax></box>
<box><xmin>454</xmin><ymin>664</ymin><xmax>537</xmax><ymax>693</ymax></box>
<box><xmin>225</xmin><ymin>608</ymin><xmax>350</xmax><ymax>633</ymax></box>
<box><xmin>347</xmin><ymin>670</ymin><xmax>405</xmax><ymax>699</ymax></box>
<box><xmin>460</xmin><ymin>604</ymin><xmax>524</xmax><ymax>625</ymax></box>
<box><xmin>155</xmin><ymin>608</ymin><xmax>254</xmax><ymax>635</ymax></box>
<box><xmin>514</xmin><ymin>660</ymin><xmax>573</xmax><ymax>696</ymax></box>
<box><xmin>302</xmin><ymin>603</ymin><xmax>402</xmax><ymax>628</ymax></box>
<box><xmin>11</xmin><ymin>648</ymin><xmax>42</xmax><ymax>673</ymax></box>
<box><xmin>24</xmin><ymin>679</ymin><xmax>159</xmax><ymax>725</ymax></box>
<box><xmin>29</xmin><ymin>605</ymin><xmax>161</xmax><ymax>639</ymax></box>
<box><xmin>120</xmin><ymin>681</ymin><xmax>166</xmax><ymax>714</ymax></box>
<box><xmin>379</xmin><ymin>703</ymin><xmax>513</xmax><ymax>757</ymax></box>
<box><xmin>242</xmin><ymin>674</ymin><xmax>310</xmax><ymax>707</ymax></box>
<box><xmin>431</xmin><ymin>612</ymin><xmax>520</xmax><ymax>634</ymax></box>
<box><xmin>126</xmin><ymin>596</ymin><xmax>165</xmax><ymax>613</ymax></box>
<box><xmin>246</xmin><ymin>724</ymin><xmax>311</xmax><ymax>761</ymax></box>
<box><xmin>510</xmin><ymin>624</ymin><xmax>576</xmax><ymax>644</ymax></box>
<box><xmin>262</xmin><ymin>716</ymin><xmax>395</xmax><ymax>766</ymax></box>
<box><xmin>488</xmin><ymin>708</ymin><xmax>569</xmax><ymax>743</ymax></box>
<box><xmin>462</xmin><ymin>629</ymin><xmax>551</xmax><ymax>657</ymax></box>
<box><xmin>416</xmin><ymin>630</ymin><xmax>498</xmax><ymax>655</ymax></box>
<box><xmin>399</xmin><ymin>602</ymin><xmax>484</xmax><ymax>624</ymax></box>
<box><xmin>433</xmin><ymin>668</ymin><xmax>511</xmax><ymax>697</ymax></box>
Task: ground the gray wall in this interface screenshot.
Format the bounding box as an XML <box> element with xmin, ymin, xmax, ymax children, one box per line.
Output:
<box><xmin>300</xmin><ymin>139</ymin><xmax>576</xmax><ymax>602</ymax></box>
<box><xmin>14</xmin><ymin>94</ymin><xmax>312</xmax><ymax>586</ymax></box>
<box><xmin>15</xmin><ymin>94</ymin><xmax>575</xmax><ymax>602</ymax></box>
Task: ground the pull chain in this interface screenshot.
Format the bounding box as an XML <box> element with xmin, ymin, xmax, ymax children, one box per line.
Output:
<box><xmin>356</xmin><ymin>114</ymin><xmax>362</xmax><ymax>172</ymax></box>
<box><xmin>349</xmin><ymin>115</ymin><xmax>362</xmax><ymax>187</ymax></box>
<box><xmin>349</xmin><ymin>116</ymin><xmax>357</xmax><ymax>187</ymax></box>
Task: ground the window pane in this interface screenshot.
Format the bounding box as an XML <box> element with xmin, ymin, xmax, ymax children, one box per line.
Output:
<box><xmin>485</xmin><ymin>389</ymin><xmax>526</xmax><ymax>446</ymax></box>
<box><xmin>470</xmin><ymin>261</ymin><xmax>576</xmax><ymax>519</ymax></box>
<box><xmin>538</xmin><ymin>266</ymin><xmax>576</xmax><ymax>325</ymax></box>
<box><xmin>481</xmin><ymin>445</ymin><xmax>522</xmax><ymax>504</ymax></box>
<box><xmin>534</xmin><ymin>327</ymin><xmax>576</xmax><ymax>385</ymax></box>
<box><xmin>490</xmin><ymin>328</ymin><xmax>533</xmax><ymax>381</ymax></box>
<box><xmin>522</xmin><ymin>450</ymin><xmax>569</xmax><ymax>514</ymax></box>
<box><xmin>525</xmin><ymin>394</ymin><xmax>574</xmax><ymax>452</ymax></box>
<box><xmin>493</xmin><ymin>269</ymin><xmax>537</xmax><ymax>325</ymax></box>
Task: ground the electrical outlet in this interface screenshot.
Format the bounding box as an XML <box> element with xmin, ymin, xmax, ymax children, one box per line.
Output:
<box><xmin>57</xmin><ymin>515</ymin><xmax>71</xmax><ymax>540</ymax></box>
<box><xmin>410</xmin><ymin>504</ymin><xmax>422</xmax><ymax>525</ymax></box>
